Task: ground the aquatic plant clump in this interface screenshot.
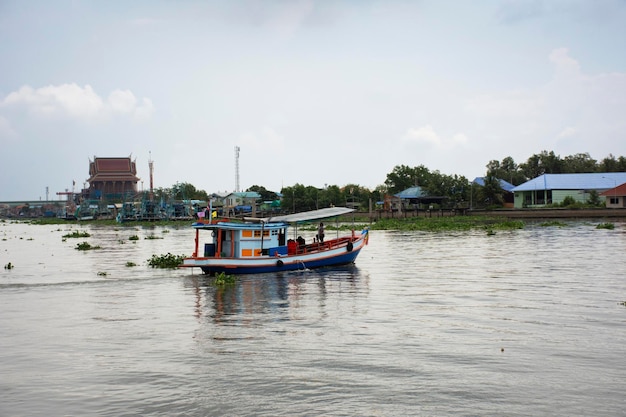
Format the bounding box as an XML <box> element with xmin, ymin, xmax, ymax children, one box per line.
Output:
<box><xmin>147</xmin><ymin>253</ymin><xmax>184</xmax><ymax>268</ymax></box>
<box><xmin>62</xmin><ymin>230</ymin><xmax>91</xmax><ymax>238</ymax></box>
<box><xmin>540</xmin><ymin>221</ymin><xmax>569</xmax><ymax>227</ymax></box>
<box><xmin>213</xmin><ymin>272</ymin><xmax>237</xmax><ymax>286</ymax></box>
<box><xmin>75</xmin><ymin>242</ymin><xmax>101</xmax><ymax>250</ymax></box>
<box><xmin>596</xmin><ymin>222</ymin><xmax>615</xmax><ymax>230</ymax></box>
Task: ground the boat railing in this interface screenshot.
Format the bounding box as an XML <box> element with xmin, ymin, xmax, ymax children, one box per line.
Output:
<box><xmin>296</xmin><ymin>235</ymin><xmax>355</xmax><ymax>254</ymax></box>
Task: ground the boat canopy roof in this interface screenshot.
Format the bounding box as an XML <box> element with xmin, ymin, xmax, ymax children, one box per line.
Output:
<box><xmin>192</xmin><ymin>220</ymin><xmax>288</xmax><ymax>231</ymax></box>
<box><xmin>262</xmin><ymin>207</ymin><xmax>354</xmax><ymax>224</ymax></box>
<box><xmin>192</xmin><ymin>207</ymin><xmax>355</xmax><ymax>230</ymax></box>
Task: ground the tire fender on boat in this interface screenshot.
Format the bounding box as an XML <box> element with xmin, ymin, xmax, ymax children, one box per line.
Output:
<box><xmin>346</xmin><ymin>241</ymin><xmax>353</xmax><ymax>252</ymax></box>
<box><xmin>276</xmin><ymin>259</ymin><xmax>284</xmax><ymax>267</ymax></box>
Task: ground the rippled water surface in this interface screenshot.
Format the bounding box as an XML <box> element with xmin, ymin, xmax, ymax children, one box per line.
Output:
<box><xmin>1</xmin><ymin>220</ymin><xmax>626</xmax><ymax>416</ymax></box>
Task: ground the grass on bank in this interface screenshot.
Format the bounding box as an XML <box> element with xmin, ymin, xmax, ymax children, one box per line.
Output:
<box><xmin>332</xmin><ymin>215</ymin><xmax>524</xmax><ymax>232</ymax></box>
<box><xmin>15</xmin><ymin>214</ymin><xmax>616</xmax><ymax>233</ymax></box>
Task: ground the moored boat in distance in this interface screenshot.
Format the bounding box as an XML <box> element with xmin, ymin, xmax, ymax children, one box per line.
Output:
<box><xmin>180</xmin><ymin>207</ymin><xmax>369</xmax><ymax>275</ymax></box>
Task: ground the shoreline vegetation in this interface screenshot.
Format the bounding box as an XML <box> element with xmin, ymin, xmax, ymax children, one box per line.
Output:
<box><xmin>5</xmin><ymin>208</ymin><xmax>624</xmax><ymax>232</ymax></box>
<box><xmin>3</xmin><ymin>213</ymin><xmax>619</xmax><ymax>272</ymax></box>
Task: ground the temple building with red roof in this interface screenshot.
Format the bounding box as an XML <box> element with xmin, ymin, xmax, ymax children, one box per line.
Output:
<box><xmin>87</xmin><ymin>156</ymin><xmax>140</xmax><ymax>200</ymax></box>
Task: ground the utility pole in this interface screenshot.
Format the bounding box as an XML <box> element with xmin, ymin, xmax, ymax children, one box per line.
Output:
<box><xmin>234</xmin><ymin>146</ymin><xmax>240</xmax><ymax>192</ymax></box>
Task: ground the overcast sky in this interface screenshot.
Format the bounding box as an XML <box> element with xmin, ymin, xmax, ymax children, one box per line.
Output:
<box><xmin>2</xmin><ymin>0</ymin><xmax>626</xmax><ymax>201</ymax></box>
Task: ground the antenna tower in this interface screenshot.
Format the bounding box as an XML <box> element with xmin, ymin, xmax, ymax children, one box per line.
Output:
<box><xmin>148</xmin><ymin>151</ymin><xmax>154</xmax><ymax>199</ymax></box>
<box><xmin>234</xmin><ymin>146</ymin><xmax>240</xmax><ymax>192</ymax></box>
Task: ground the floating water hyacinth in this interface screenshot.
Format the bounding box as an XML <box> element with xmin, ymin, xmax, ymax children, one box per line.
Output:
<box><xmin>62</xmin><ymin>230</ymin><xmax>91</xmax><ymax>238</ymax></box>
<box><xmin>147</xmin><ymin>253</ymin><xmax>184</xmax><ymax>268</ymax></box>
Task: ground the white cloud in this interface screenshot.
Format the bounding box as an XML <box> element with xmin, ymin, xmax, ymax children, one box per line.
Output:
<box><xmin>549</xmin><ymin>47</ymin><xmax>582</xmax><ymax>80</ymax></box>
<box><xmin>3</xmin><ymin>84</ymin><xmax>104</xmax><ymax>120</ymax></box>
<box><xmin>108</xmin><ymin>89</ymin><xmax>138</xmax><ymax>114</ymax></box>
<box><xmin>464</xmin><ymin>48</ymin><xmax>626</xmax><ymax>156</ymax></box>
<box><xmin>0</xmin><ymin>116</ymin><xmax>16</xmax><ymax>140</ymax></box>
<box><xmin>557</xmin><ymin>126</ymin><xmax>576</xmax><ymax>138</ymax></box>
<box><xmin>403</xmin><ymin>125</ymin><xmax>440</xmax><ymax>146</ymax></box>
<box><xmin>402</xmin><ymin>125</ymin><xmax>468</xmax><ymax>149</ymax></box>
<box><xmin>134</xmin><ymin>98</ymin><xmax>155</xmax><ymax>122</ymax></box>
<box><xmin>452</xmin><ymin>133</ymin><xmax>469</xmax><ymax>145</ymax></box>
<box><xmin>1</xmin><ymin>83</ymin><xmax>153</xmax><ymax>123</ymax></box>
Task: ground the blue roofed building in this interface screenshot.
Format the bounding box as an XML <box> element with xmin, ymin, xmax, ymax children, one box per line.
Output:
<box><xmin>472</xmin><ymin>177</ymin><xmax>515</xmax><ymax>192</ymax></box>
<box><xmin>225</xmin><ymin>191</ymin><xmax>261</xmax><ymax>214</ymax></box>
<box><xmin>511</xmin><ymin>173</ymin><xmax>626</xmax><ymax>208</ymax></box>
<box><xmin>394</xmin><ymin>186</ymin><xmax>425</xmax><ymax>200</ymax></box>
<box><xmin>472</xmin><ymin>177</ymin><xmax>515</xmax><ymax>207</ymax></box>
<box><xmin>394</xmin><ymin>186</ymin><xmax>448</xmax><ymax>209</ymax></box>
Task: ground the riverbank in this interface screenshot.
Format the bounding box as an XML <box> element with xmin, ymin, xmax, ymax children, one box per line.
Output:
<box><xmin>365</xmin><ymin>207</ymin><xmax>626</xmax><ymax>221</ymax></box>
<box><xmin>4</xmin><ymin>208</ymin><xmax>625</xmax><ymax>233</ymax></box>
<box><xmin>468</xmin><ymin>207</ymin><xmax>626</xmax><ymax>219</ymax></box>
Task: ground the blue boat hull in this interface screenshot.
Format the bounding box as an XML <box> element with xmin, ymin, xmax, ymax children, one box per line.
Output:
<box><xmin>198</xmin><ymin>247</ymin><xmax>363</xmax><ymax>275</ymax></box>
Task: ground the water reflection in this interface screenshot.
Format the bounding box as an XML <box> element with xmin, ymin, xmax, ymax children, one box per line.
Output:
<box><xmin>183</xmin><ymin>266</ymin><xmax>369</xmax><ymax>325</ymax></box>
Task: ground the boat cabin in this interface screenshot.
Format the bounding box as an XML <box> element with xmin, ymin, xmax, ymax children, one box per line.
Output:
<box><xmin>195</xmin><ymin>221</ymin><xmax>289</xmax><ymax>259</ymax></box>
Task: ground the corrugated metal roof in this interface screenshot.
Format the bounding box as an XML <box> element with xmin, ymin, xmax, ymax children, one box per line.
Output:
<box><xmin>512</xmin><ymin>173</ymin><xmax>626</xmax><ymax>192</ymax></box>
<box><xmin>229</xmin><ymin>191</ymin><xmax>261</xmax><ymax>198</ymax></box>
<box><xmin>394</xmin><ymin>186</ymin><xmax>424</xmax><ymax>198</ymax></box>
<box><xmin>472</xmin><ymin>177</ymin><xmax>515</xmax><ymax>192</ymax></box>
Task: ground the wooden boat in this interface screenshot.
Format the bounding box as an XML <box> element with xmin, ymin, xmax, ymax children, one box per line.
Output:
<box><xmin>180</xmin><ymin>207</ymin><xmax>369</xmax><ymax>275</ymax></box>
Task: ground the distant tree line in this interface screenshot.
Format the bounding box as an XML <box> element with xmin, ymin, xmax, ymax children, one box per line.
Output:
<box><xmin>157</xmin><ymin>151</ymin><xmax>626</xmax><ymax>212</ymax></box>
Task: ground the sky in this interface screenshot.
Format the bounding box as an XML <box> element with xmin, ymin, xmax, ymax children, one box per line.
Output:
<box><xmin>1</xmin><ymin>0</ymin><xmax>626</xmax><ymax>201</ymax></box>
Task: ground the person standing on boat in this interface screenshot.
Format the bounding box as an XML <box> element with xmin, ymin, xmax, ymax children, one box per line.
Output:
<box><xmin>317</xmin><ymin>222</ymin><xmax>325</xmax><ymax>243</ymax></box>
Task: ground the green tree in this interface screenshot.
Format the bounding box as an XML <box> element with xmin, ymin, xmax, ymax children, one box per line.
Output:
<box><xmin>598</xmin><ymin>154</ymin><xmax>624</xmax><ymax>172</ymax></box>
<box><xmin>520</xmin><ymin>150</ymin><xmax>563</xmax><ymax>178</ymax></box>
<box><xmin>172</xmin><ymin>182</ymin><xmax>208</xmax><ymax>201</ymax></box>
<box><xmin>280</xmin><ymin>184</ymin><xmax>318</xmax><ymax>212</ymax></box>
<box><xmin>562</xmin><ymin>152</ymin><xmax>597</xmax><ymax>173</ymax></box>
<box><xmin>371</xmin><ymin>185</ymin><xmax>388</xmax><ymax>205</ymax></box>
<box><xmin>384</xmin><ymin>165</ymin><xmax>430</xmax><ymax>194</ymax></box>
<box><xmin>487</xmin><ymin>156</ymin><xmax>526</xmax><ymax>185</ymax></box>
<box><xmin>587</xmin><ymin>190</ymin><xmax>602</xmax><ymax>207</ymax></box>
<box><xmin>247</xmin><ymin>185</ymin><xmax>277</xmax><ymax>201</ymax></box>
<box><xmin>341</xmin><ymin>184</ymin><xmax>371</xmax><ymax>210</ymax></box>
<box><xmin>448</xmin><ymin>175</ymin><xmax>471</xmax><ymax>206</ymax></box>
<box><xmin>480</xmin><ymin>175</ymin><xmax>504</xmax><ymax>207</ymax></box>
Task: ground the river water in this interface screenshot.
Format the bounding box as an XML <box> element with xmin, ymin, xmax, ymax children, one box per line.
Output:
<box><xmin>1</xmin><ymin>220</ymin><xmax>625</xmax><ymax>416</ymax></box>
